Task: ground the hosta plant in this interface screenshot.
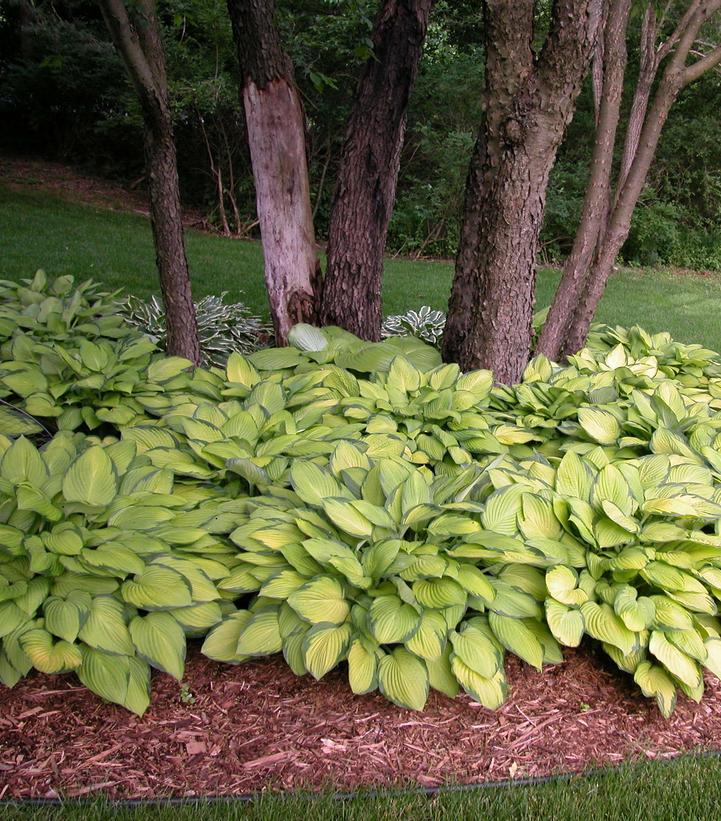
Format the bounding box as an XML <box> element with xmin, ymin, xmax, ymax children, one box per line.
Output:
<box><xmin>0</xmin><ymin>271</ymin><xmax>135</xmax><ymax>345</ymax></box>
<box><xmin>0</xmin><ymin>432</ymin><xmax>246</xmax><ymax>714</ymax></box>
<box><xmin>3</xmin><ymin>275</ymin><xmax>721</xmax><ymax>718</ymax></box>
<box><xmin>381</xmin><ymin>306</ymin><xmax>446</xmax><ymax>346</ymax></box>
<box><xmin>120</xmin><ymin>293</ymin><xmax>271</xmax><ymax>367</ymax></box>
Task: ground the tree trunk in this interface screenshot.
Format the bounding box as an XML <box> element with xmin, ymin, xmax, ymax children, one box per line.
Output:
<box><xmin>99</xmin><ymin>0</ymin><xmax>200</xmax><ymax>364</ymax></box>
<box><xmin>557</xmin><ymin>0</ymin><xmax>721</xmax><ymax>357</ymax></box>
<box><xmin>443</xmin><ymin>0</ymin><xmax>602</xmax><ymax>383</ymax></box>
<box><xmin>319</xmin><ymin>0</ymin><xmax>433</xmax><ymax>340</ymax></box>
<box><xmin>443</xmin><ymin>1</ymin><xmax>536</xmax><ymax>364</ymax></box>
<box><xmin>144</xmin><ymin>125</ymin><xmax>201</xmax><ymax>362</ymax></box>
<box><xmin>536</xmin><ymin>0</ymin><xmax>631</xmax><ymax>361</ymax></box>
<box><xmin>227</xmin><ymin>0</ymin><xmax>318</xmax><ymax>344</ymax></box>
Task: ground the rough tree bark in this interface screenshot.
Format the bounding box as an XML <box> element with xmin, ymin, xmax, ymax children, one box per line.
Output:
<box><xmin>99</xmin><ymin>0</ymin><xmax>201</xmax><ymax>364</ymax></box>
<box><xmin>443</xmin><ymin>2</ymin><xmax>536</xmax><ymax>364</ymax></box>
<box><xmin>443</xmin><ymin>0</ymin><xmax>602</xmax><ymax>383</ymax></box>
<box><xmin>536</xmin><ymin>0</ymin><xmax>631</xmax><ymax>359</ymax></box>
<box><xmin>319</xmin><ymin>0</ymin><xmax>433</xmax><ymax>340</ymax></box>
<box><xmin>544</xmin><ymin>0</ymin><xmax>721</xmax><ymax>359</ymax></box>
<box><xmin>227</xmin><ymin>0</ymin><xmax>318</xmax><ymax>344</ymax></box>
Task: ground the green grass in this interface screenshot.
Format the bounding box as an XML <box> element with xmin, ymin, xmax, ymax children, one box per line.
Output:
<box><xmin>2</xmin><ymin>755</ymin><xmax>721</xmax><ymax>820</ymax></box>
<box><xmin>3</xmin><ymin>184</ymin><xmax>721</xmax><ymax>350</ymax></box>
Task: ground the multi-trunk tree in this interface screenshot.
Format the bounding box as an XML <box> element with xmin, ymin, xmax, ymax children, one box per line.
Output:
<box><xmin>539</xmin><ymin>0</ymin><xmax>721</xmax><ymax>360</ymax></box>
<box><xmin>99</xmin><ymin>0</ymin><xmax>201</xmax><ymax>364</ymax></box>
<box><xmin>442</xmin><ymin>0</ymin><xmax>603</xmax><ymax>383</ymax></box>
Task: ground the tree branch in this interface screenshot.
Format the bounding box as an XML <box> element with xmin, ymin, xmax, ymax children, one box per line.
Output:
<box><xmin>683</xmin><ymin>41</ymin><xmax>721</xmax><ymax>82</ymax></box>
<box><xmin>98</xmin><ymin>0</ymin><xmax>158</xmax><ymax>100</ymax></box>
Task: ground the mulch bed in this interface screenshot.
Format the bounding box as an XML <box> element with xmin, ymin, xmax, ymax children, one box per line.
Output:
<box><xmin>1</xmin><ymin>645</ymin><xmax>721</xmax><ymax>800</ymax></box>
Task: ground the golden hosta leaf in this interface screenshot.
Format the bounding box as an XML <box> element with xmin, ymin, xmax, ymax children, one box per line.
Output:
<box><xmin>378</xmin><ymin>647</ymin><xmax>429</xmax><ymax>710</ymax></box>
<box><xmin>369</xmin><ymin>595</ymin><xmax>419</xmax><ymax>644</ymax></box>
<box><xmin>288</xmin><ymin>577</ymin><xmax>349</xmax><ymax>625</ymax></box>
<box><xmin>62</xmin><ymin>446</ymin><xmax>117</xmax><ymax>507</ymax></box>
<box><xmin>302</xmin><ymin>622</ymin><xmax>352</xmax><ymax>679</ymax></box>
<box><xmin>451</xmin><ymin>656</ymin><xmax>507</xmax><ymax>709</ymax></box>
<box><xmin>347</xmin><ymin>639</ymin><xmax>379</xmax><ymax>694</ymax></box>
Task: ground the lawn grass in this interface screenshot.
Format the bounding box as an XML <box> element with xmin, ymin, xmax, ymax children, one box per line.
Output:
<box><xmin>3</xmin><ymin>184</ymin><xmax>721</xmax><ymax>351</ymax></box>
<box><xmin>3</xmin><ymin>755</ymin><xmax>721</xmax><ymax>820</ymax></box>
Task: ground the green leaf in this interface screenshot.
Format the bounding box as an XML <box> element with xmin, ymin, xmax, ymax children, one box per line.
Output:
<box><xmin>288</xmin><ymin>323</ymin><xmax>328</xmax><ymax>352</ymax></box>
<box><xmin>236</xmin><ymin>608</ymin><xmax>282</xmax><ymax>656</ymax></box>
<box><xmin>129</xmin><ymin>612</ymin><xmax>186</xmax><ymax>680</ymax></box>
<box><xmin>78</xmin><ymin>596</ymin><xmax>134</xmax><ymax>655</ymax></box>
<box><xmin>347</xmin><ymin>638</ymin><xmax>379</xmax><ymax>694</ymax></box>
<box><xmin>426</xmin><ymin>645</ymin><xmax>460</xmax><ymax>697</ymax></box>
<box><xmin>488</xmin><ymin>612</ymin><xmax>544</xmax><ymax>671</ymax></box>
<box><xmin>450</xmin><ymin>626</ymin><xmax>501</xmax><ymax>678</ymax></box>
<box><xmin>19</xmin><ymin>628</ymin><xmax>81</xmax><ymax>674</ymax></box>
<box><xmin>302</xmin><ymin>622</ymin><xmax>352</xmax><ymax>679</ymax></box>
<box><xmin>634</xmin><ymin>661</ymin><xmax>676</xmax><ymax>718</ymax></box>
<box><xmin>147</xmin><ymin>356</ymin><xmax>193</xmax><ymax>383</ymax></box>
<box><xmin>44</xmin><ymin>595</ymin><xmax>87</xmax><ymax>642</ymax></box>
<box><xmin>413</xmin><ymin>578</ymin><xmax>466</xmax><ymax>608</ymax></box>
<box><xmin>648</xmin><ymin>630</ymin><xmax>702</xmax><ymax>689</ymax></box>
<box><xmin>290</xmin><ymin>461</ymin><xmax>344</xmax><ymax>506</ymax></box>
<box><xmin>121</xmin><ymin>565</ymin><xmax>193</xmax><ymax>610</ymax></box>
<box><xmin>577</xmin><ymin>407</ymin><xmax>620</xmax><ymax>445</ymax></box>
<box><xmin>614</xmin><ymin>587</ymin><xmax>655</xmax><ymax>632</ymax></box>
<box><xmin>555</xmin><ymin>451</ymin><xmax>593</xmax><ymax>500</ymax></box>
<box><xmin>704</xmin><ymin>638</ymin><xmax>721</xmax><ymax>679</ymax></box>
<box><xmin>369</xmin><ymin>595</ymin><xmax>419</xmax><ymax>644</ymax></box>
<box><xmin>0</xmin><ymin>405</ymin><xmax>43</xmax><ymax>437</ymax></box>
<box><xmin>288</xmin><ymin>577</ymin><xmax>349</xmax><ymax>625</ymax></box>
<box><xmin>226</xmin><ymin>352</ymin><xmax>259</xmax><ymax>385</ymax></box>
<box><xmin>378</xmin><ymin>647</ymin><xmax>429</xmax><ymax>710</ymax></box>
<box><xmin>1</xmin><ymin>437</ymin><xmax>47</xmax><ymax>488</ymax></box>
<box><xmin>451</xmin><ymin>657</ymin><xmax>507</xmax><ymax>709</ymax></box>
<box><xmin>456</xmin><ymin>564</ymin><xmax>495</xmax><ymax>602</ymax></box>
<box><xmin>201</xmin><ymin>611</ymin><xmax>252</xmax><ymax>663</ymax></box>
<box><xmin>405</xmin><ymin>610</ymin><xmax>447</xmax><ymax>661</ymax></box>
<box><xmin>580</xmin><ymin>602</ymin><xmax>636</xmax><ymax>655</ymax></box>
<box><xmin>546</xmin><ymin>566</ymin><xmax>587</xmax><ymax>606</ymax></box>
<box><xmin>62</xmin><ymin>446</ymin><xmax>117</xmax><ymax>506</ymax></box>
<box><xmin>322</xmin><ymin>498</ymin><xmax>373</xmax><ymax>538</ymax></box>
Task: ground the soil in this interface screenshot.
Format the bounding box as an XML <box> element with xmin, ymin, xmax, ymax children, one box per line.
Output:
<box><xmin>0</xmin><ymin>156</ymin><xmax>209</xmax><ymax>231</ymax></box>
<box><xmin>1</xmin><ymin>644</ymin><xmax>720</xmax><ymax>800</ymax></box>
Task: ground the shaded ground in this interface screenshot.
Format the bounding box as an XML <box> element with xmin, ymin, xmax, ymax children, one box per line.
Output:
<box><xmin>0</xmin><ymin>156</ymin><xmax>208</xmax><ymax>230</ymax></box>
<box><xmin>1</xmin><ymin>645</ymin><xmax>719</xmax><ymax>800</ymax></box>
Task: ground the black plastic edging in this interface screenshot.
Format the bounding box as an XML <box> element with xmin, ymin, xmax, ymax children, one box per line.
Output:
<box><xmin>2</xmin><ymin>749</ymin><xmax>720</xmax><ymax>808</ymax></box>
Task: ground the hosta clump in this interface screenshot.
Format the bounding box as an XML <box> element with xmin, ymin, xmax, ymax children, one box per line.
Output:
<box><xmin>123</xmin><ymin>344</ymin><xmax>511</xmax><ymax>491</ymax></box>
<box><xmin>0</xmin><ymin>331</ymin><xmax>209</xmax><ymax>433</ymax></box>
<box><xmin>0</xmin><ymin>271</ymin><xmax>135</xmax><ymax>345</ymax></box>
<box><xmin>381</xmin><ymin>306</ymin><xmax>446</xmax><ymax>346</ymax></box>
<box><xmin>202</xmin><ymin>446</ymin><xmax>565</xmax><ymax>711</ymax></box>
<box><xmin>0</xmin><ymin>432</ymin><xmax>245</xmax><ymax>714</ymax></box>
<box><xmin>120</xmin><ymin>293</ymin><xmax>271</xmax><ymax>367</ymax></box>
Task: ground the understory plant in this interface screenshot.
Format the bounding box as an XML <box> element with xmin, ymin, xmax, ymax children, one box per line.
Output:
<box><xmin>2</xmin><ymin>273</ymin><xmax>721</xmax><ymax>717</ymax></box>
<box><xmin>120</xmin><ymin>292</ymin><xmax>271</xmax><ymax>367</ymax></box>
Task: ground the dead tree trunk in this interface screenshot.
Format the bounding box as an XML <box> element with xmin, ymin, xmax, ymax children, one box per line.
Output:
<box><xmin>319</xmin><ymin>0</ymin><xmax>433</xmax><ymax>340</ymax></box>
<box><xmin>546</xmin><ymin>0</ymin><xmax>721</xmax><ymax>358</ymax></box>
<box><xmin>443</xmin><ymin>0</ymin><xmax>602</xmax><ymax>383</ymax></box>
<box><xmin>99</xmin><ymin>0</ymin><xmax>201</xmax><ymax>364</ymax></box>
<box><xmin>227</xmin><ymin>0</ymin><xmax>318</xmax><ymax>344</ymax></box>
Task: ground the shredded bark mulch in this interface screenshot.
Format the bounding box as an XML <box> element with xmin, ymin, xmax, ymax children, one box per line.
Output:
<box><xmin>1</xmin><ymin>644</ymin><xmax>720</xmax><ymax>800</ymax></box>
